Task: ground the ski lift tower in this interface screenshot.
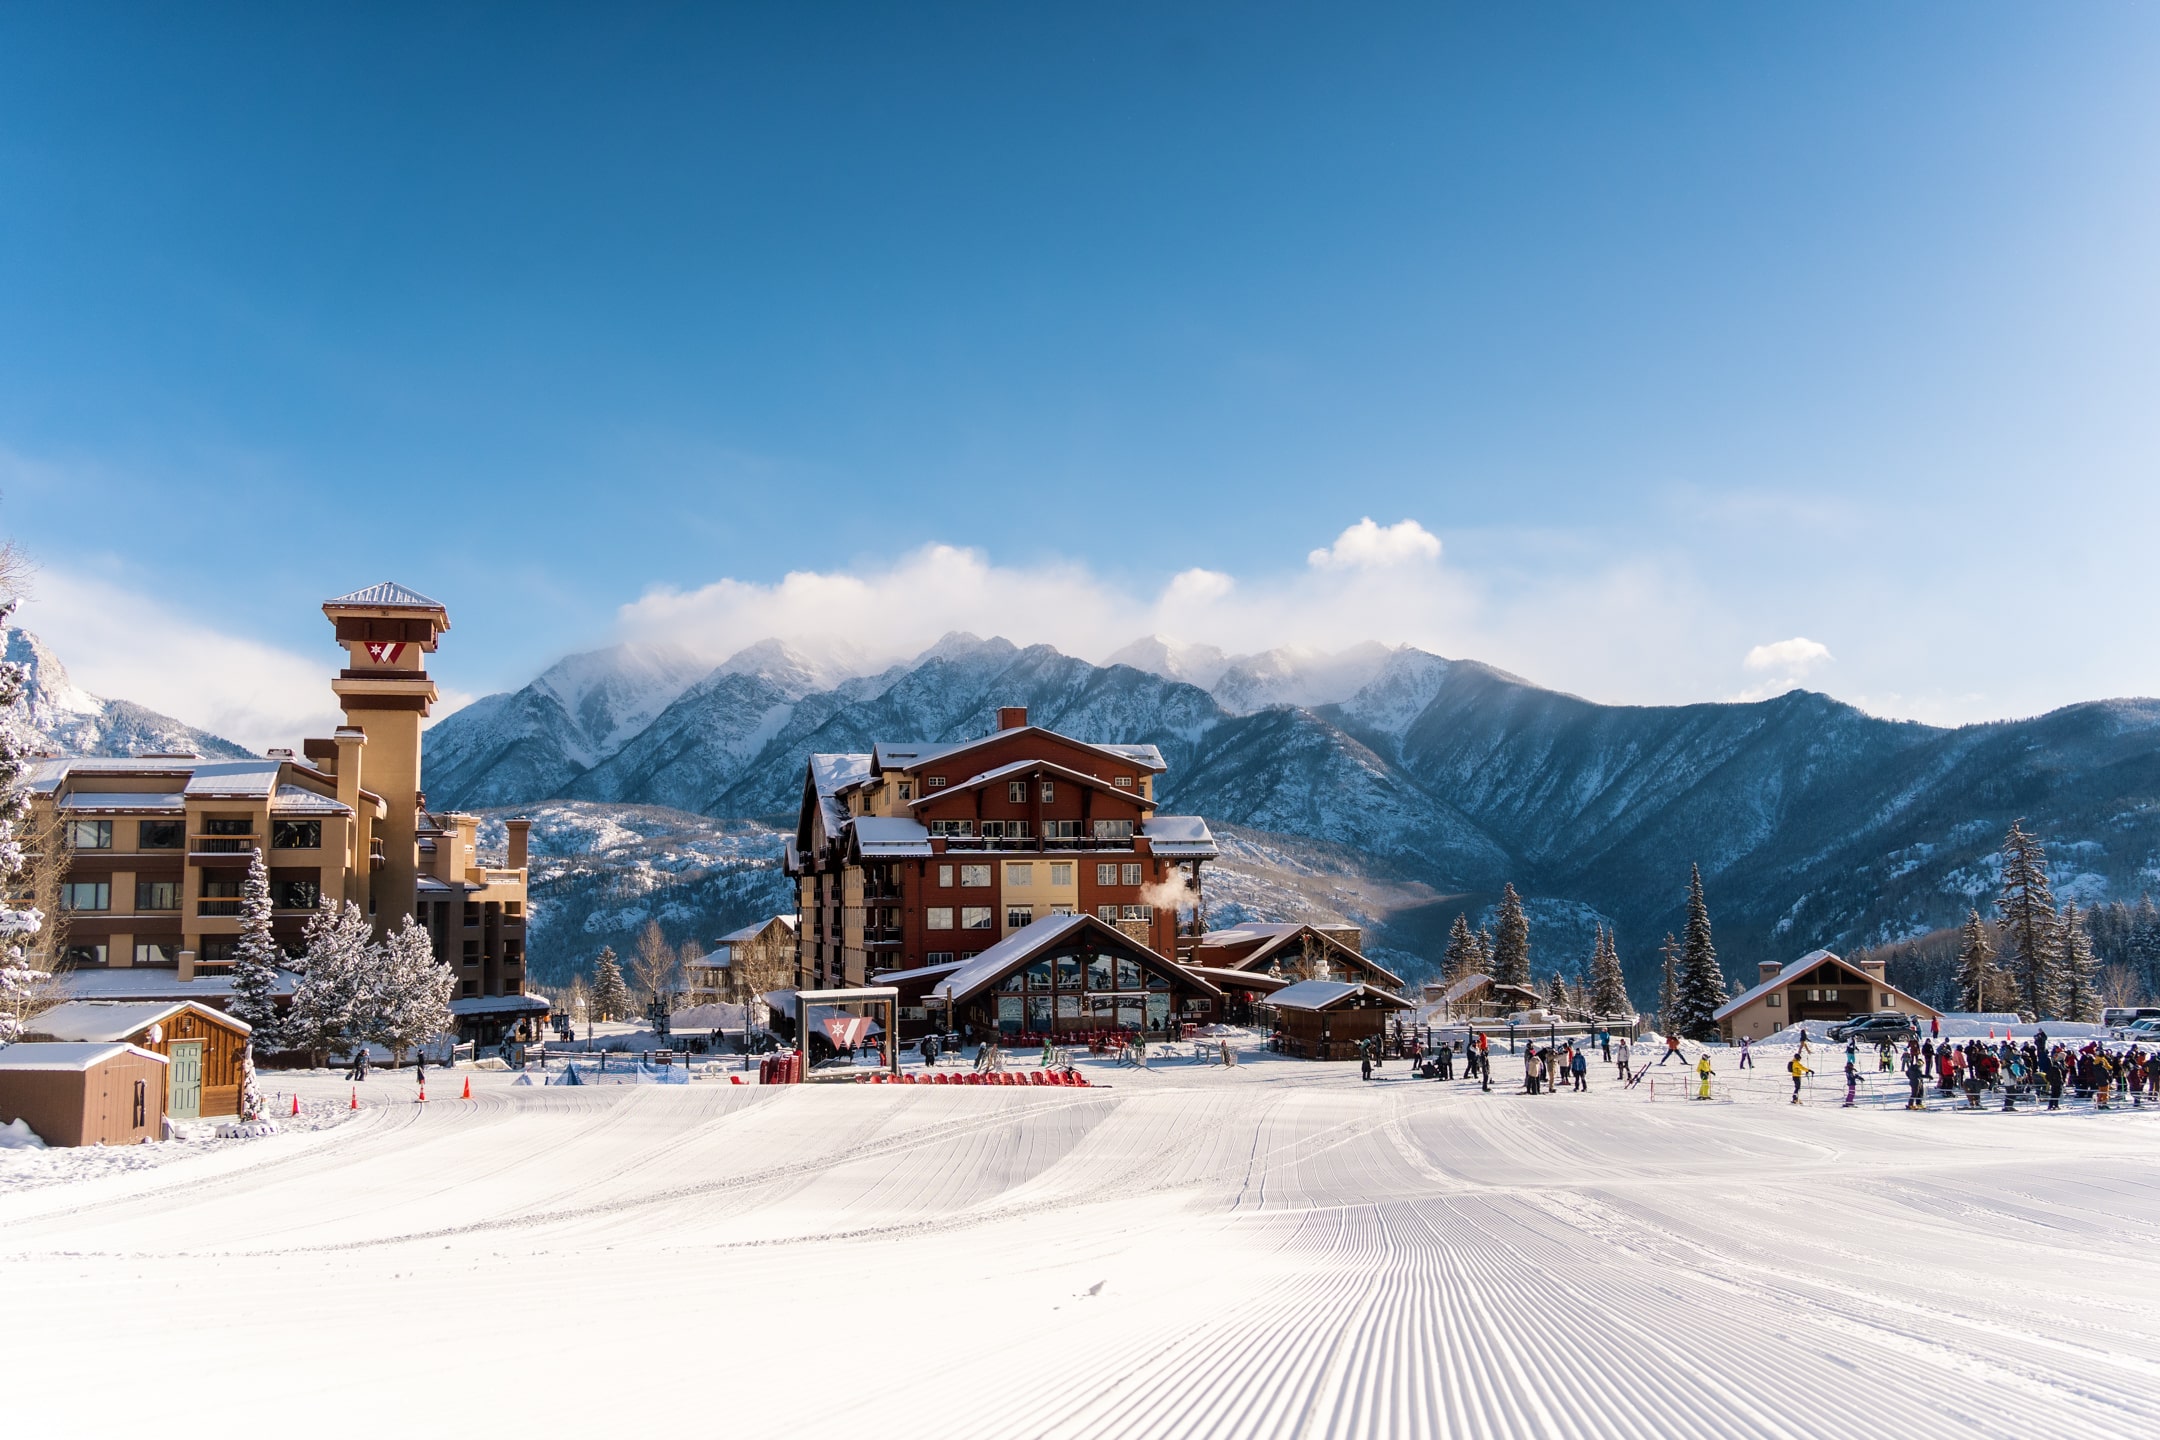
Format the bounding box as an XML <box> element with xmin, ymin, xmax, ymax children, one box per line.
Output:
<box><xmin>794</xmin><ymin>986</ymin><xmax>900</xmax><ymax>1080</ymax></box>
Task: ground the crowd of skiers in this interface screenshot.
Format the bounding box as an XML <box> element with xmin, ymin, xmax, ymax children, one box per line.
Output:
<box><xmin>1364</xmin><ymin>1021</ymin><xmax>2160</xmax><ymax>1116</ymax></box>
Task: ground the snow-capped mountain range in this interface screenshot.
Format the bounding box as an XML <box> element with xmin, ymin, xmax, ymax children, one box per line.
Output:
<box><xmin>4</xmin><ymin>628</ymin><xmax>251</xmax><ymax>760</ymax></box>
<box><xmin>426</xmin><ymin>631</ymin><xmax>2160</xmax><ymax>993</ymax></box>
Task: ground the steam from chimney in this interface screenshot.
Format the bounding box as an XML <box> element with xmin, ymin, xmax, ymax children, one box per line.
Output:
<box><xmin>1140</xmin><ymin>869</ymin><xmax>1198</xmax><ymax>915</ymax></box>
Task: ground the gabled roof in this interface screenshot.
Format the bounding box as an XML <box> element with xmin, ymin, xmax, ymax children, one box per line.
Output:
<box><xmin>1140</xmin><ymin>815</ymin><xmax>1217</xmax><ymax>857</ymax></box>
<box><xmin>1190</xmin><ymin>923</ymin><xmax>1404</xmax><ymax>991</ymax></box>
<box><xmin>270</xmin><ymin>784</ymin><xmax>352</xmax><ymax>816</ymax></box>
<box><xmin>806</xmin><ymin>754</ymin><xmax>872</xmax><ymax>839</ymax></box>
<box><xmin>906</xmin><ymin>757</ymin><xmax>1148</xmax><ymax>811</ymax></box>
<box><xmin>717</xmin><ymin>915</ymin><xmax>798</xmax><ymax>946</ymax></box>
<box><xmin>873</xmin><ymin>728</ymin><xmax>1166</xmax><ymax>777</ymax></box>
<box><xmin>1712</xmin><ymin>948</ymin><xmax>1940</xmax><ymax>1021</ymax></box>
<box><xmin>849</xmin><ymin>817</ymin><xmax>933</xmax><ymax>856</ymax></box>
<box><xmin>28</xmin><ymin>999</ymin><xmax>250</xmax><ymax>1043</ymax></box>
<box><xmin>926</xmin><ymin>913</ymin><xmax>1221</xmax><ymax>1007</ymax></box>
<box><xmin>325</xmin><ymin>581</ymin><xmax>445</xmax><ymax>610</ymax></box>
<box><xmin>0</xmin><ymin>1042</ymin><xmax>167</xmax><ymax>1072</ymax></box>
<box><xmin>1267</xmin><ymin>980</ymin><xmax>1416</xmax><ymax>1013</ymax></box>
<box><xmin>1182</xmin><ymin>964</ymin><xmax>1292</xmax><ymax>993</ymax></box>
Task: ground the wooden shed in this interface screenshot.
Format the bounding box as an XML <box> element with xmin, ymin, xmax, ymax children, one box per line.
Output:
<box><xmin>1266</xmin><ymin>980</ymin><xmax>1416</xmax><ymax>1061</ymax></box>
<box><xmin>27</xmin><ymin>1000</ymin><xmax>252</xmax><ymax>1119</ymax></box>
<box><xmin>0</xmin><ymin>1042</ymin><xmax>168</xmax><ymax>1147</ymax></box>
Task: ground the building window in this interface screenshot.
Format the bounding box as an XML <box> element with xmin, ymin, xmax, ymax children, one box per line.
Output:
<box><xmin>463</xmin><ymin>981</ymin><xmax>478</xmax><ymax>996</ymax></box>
<box><xmin>1008</xmin><ymin>781</ymin><xmax>1028</xmax><ymax>804</ymax></box>
<box><xmin>960</xmin><ymin>906</ymin><xmax>994</xmax><ymax>930</ymax></box>
<box><xmin>927</xmin><ymin>776</ymin><xmax>946</xmax><ymax>789</ymax></box>
<box><xmin>1121</xmin><ymin>904</ymin><xmax>1153</xmax><ymax>922</ymax></box>
<box><xmin>204</xmin><ymin>817</ymin><xmax>253</xmax><ymax>836</ymax></box>
<box><xmin>1049</xmin><ymin>863</ymin><xmax>1072</xmax><ymax>886</ymax></box>
<box><xmin>199</xmin><ymin>940</ymin><xmax>237</xmax><ymax>966</ymax></box>
<box><xmin>927</xmin><ymin>907</ymin><xmax>954</xmax><ymax>930</ymax></box>
<box><xmin>938</xmin><ymin>864</ymin><xmax>953</xmax><ymax>887</ymax></box>
<box><xmin>462</xmin><ymin>940</ymin><xmax>480</xmax><ymax>962</ymax></box>
<box><xmin>64</xmin><ymin>943</ymin><xmax>107</xmax><ymax>968</ymax></box>
<box><xmin>1098</xmin><ymin>905</ymin><xmax>1119</xmax><ymax>922</ymax></box>
<box><xmin>898</xmin><ymin>783</ymin><xmax>912</xmax><ymax>802</ymax></box>
<box><xmin>980</xmin><ymin>821</ymin><xmax>1006</xmax><ymax>840</ymax></box>
<box><xmin>929</xmin><ymin>820</ymin><xmax>973</xmax><ymax>837</ymax></box>
<box><xmin>65</xmin><ymin>819</ymin><xmax>112</xmax><ymax>850</ymax></box>
<box><xmin>960</xmin><ymin>865</ymin><xmax>991</xmax><ymax>888</ymax></box>
<box><xmin>1006</xmin><ymin>905</ymin><xmax>1034</xmax><ymax>929</ymax></box>
<box><xmin>1040</xmin><ymin>781</ymin><xmax>1055</xmax><ymax>802</ymax></box>
<box><xmin>61</xmin><ymin>881</ymin><xmax>109</xmax><ymax>912</ymax></box>
<box><xmin>273</xmin><ymin>879</ymin><xmax>321</xmax><ymax>910</ymax></box>
<box><xmin>464</xmin><ymin>903</ymin><xmax>481</xmax><ymax>926</ymax></box>
<box><xmin>505</xmin><ymin>901</ymin><xmax>523</xmax><ymax>917</ymax></box>
<box><xmin>1881</xmin><ymin>992</ymin><xmax>1894</xmax><ymax>1007</ymax></box>
<box><xmin>138</xmin><ymin>819</ymin><xmax>183</xmax><ymax>849</ymax></box>
<box><xmin>1115</xmin><ymin>776</ymin><xmax>1133</xmax><ymax>788</ymax></box>
<box><xmin>136</xmin><ymin>880</ymin><xmax>181</xmax><ymax>912</ymax></box>
<box><xmin>272</xmin><ymin>819</ymin><xmax>322</xmax><ymax>849</ymax></box>
<box><xmin>1096</xmin><ymin>863</ymin><xmax>1119</xmax><ymax>886</ymax></box>
<box><xmin>1044</xmin><ymin>820</ymin><xmax>1079</xmax><ymax>840</ymax></box>
<box><xmin>1765</xmin><ymin>993</ymin><xmax>1782</xmax><ymax>1008</ymax></box>
<box><xmin>928</xmin><ymin>951</ymin><xmax>954</xmax><ymax>965</ymax></box>
<box><xmin>1093</xmin><ymin>820</ymin><xmax>1134</xmax><ymax>840</ymax></box>
<box><xmin>1007</xmin><ymin>863</ymin><xmax>1032</xmax><ymax>887</ymax></box>
<box><xmin>134</xmin><ymin>942</ymin><xmax>178</xmax><ymax>967</ymax></box>
<box><xmin>1121</xmin><ymin>863</ymin><xmax>1143</xmax><ymax>886</ymax></box>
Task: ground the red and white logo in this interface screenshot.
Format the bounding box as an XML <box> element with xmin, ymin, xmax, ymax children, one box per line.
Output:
<box><xmin>821</xmin><ymin>1016</ymin><xmax>876</xmax><ymax>1049</ymax></box>
<box><xmin>364</xmin><ymin>641</ymin><xmax>406</xmax><ymax>664</ymax></box>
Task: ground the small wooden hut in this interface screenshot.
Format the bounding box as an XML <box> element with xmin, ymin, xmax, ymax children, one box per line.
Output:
<box><xmin>1267</xmin><ymin>980</ymin><xmax>1416</xmax><ymax>1061</ymax></box>
<box><xmin>0</xmin><ymin>1042</ymin><xmax>168</xmax><ymax>1146</ymax></box>
<box><xmin>27</xmin><ymin>1000</ymin><xmax>253</xmax><ymax>1119</ymax></box>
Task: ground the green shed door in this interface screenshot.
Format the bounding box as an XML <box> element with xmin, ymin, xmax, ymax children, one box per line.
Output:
<box><xmin>168</xmin><ymin>1041</ymin><xmax>203</xmax><ymax>1119</ymax></box>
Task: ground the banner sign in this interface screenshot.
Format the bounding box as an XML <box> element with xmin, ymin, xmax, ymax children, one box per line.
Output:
<box><xmin>364</xmin><ymin>641</ymin><xmax>406</xmax><ymax>664</ymax></box>
<box><xmin>821</xmin><ymin>1015</ymin><xmax>876</xmax><ymax>1049</ymax></box>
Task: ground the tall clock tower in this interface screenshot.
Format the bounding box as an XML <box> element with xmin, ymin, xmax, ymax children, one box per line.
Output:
<box><xmin>322</xmin><ymin>582</ymin><xmax>451</xmax><ymax>930</ymax></box>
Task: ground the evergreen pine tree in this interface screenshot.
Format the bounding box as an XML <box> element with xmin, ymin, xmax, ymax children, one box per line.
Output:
<box><xmin>1546</xmin><ymin>972</ymin><xmax>1568</xmax><ymax>1010</ymax></box>
<box><xmin>372</xmin><ymin>913</ymin><xmax>456</xmax><ymax>1064</ymax></box>
<box><xmin>1657</xmin><ymin>932</ymin><xmax>1681</xmax><ymax>1036</ymax></box>
<box><xmin>591</xmin><ymin>946</ymin><xmax>630</xmax><ymax>1022</ymax></box>
<box><xmin>2057</xmin><ymin>901</ymin><xmax>2101</xmax><ymax>1023</ymax></box>
<box><xmin>227</xmin><ymin>847</ymin><xmax>284</xmax><ymax>1048</ymax></box>
<box><xmin>1473</xmin><ymin>927</ymin><xmax>1494</xmax><ymax>971</ymax></box>
<box><xmin>2134</xmin><ymin>894</ymin><xmax>2160</xmax><ymax>996</ymax></box>
<box><xmin>1587</xmin><ymin>926</ymin><xmax>1631</xmax><ymax>1017</ymax></box>
<box><xmin>0</xmin><ymin>606</ymin><xmax>45</xmax><ymax>1045</ymax></box>
<box><xmin>1443</xmin><ymin>913</ymin><xmax>1480</xmax><ymax>984</ymax></box>
<box><xmin>1489</xmin><ymin>884</ymin><xmax>1531</xmax><ymax>988</ymax></box>
<box><xmin>1673</xmin><ymin>865</ymin><xmax>1727</xmax><ymax>1040</ymax></box>
<box><xmin>288</xmin><ymin>902</ymin><xmax>374</xmax><ymax>1067</ymax></box>
<box><xmin>1994</xmin><ymin>820</ymin><xmax>2060</xmax><ymax>1021</ymax></box>
<box><xmin>1954</xmin><ymin>908</ymin><xmax>2003</xmax><ymax>1014</ymax></box>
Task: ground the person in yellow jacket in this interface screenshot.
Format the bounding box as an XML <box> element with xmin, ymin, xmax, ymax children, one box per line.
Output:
<box><xmin>1695</xmin><ymin>1052</ymin><xmax>1715</xmax><ymax>1100</ymax></box>
<box><xmin>1788</xmin><ymin>1053</ymin><xmax>1813</xmax><ymax>1104</ymax></box>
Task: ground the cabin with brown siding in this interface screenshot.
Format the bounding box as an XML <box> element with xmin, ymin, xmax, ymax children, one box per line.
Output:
<box><xmin>27</xmin><ymin>999</ymin><xmax>252</xmax><ymax>1119</ymax></box>
<box><xmin>0</xmin><ymin>1042</ymin><xmax>168</xmax><ymax>1146</ymax></box>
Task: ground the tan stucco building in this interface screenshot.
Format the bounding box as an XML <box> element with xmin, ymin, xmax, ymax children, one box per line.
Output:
<box><xmin>29</xmin><ymin>583</ymin><xmax>538</xmax><ymax>1042</ymax></box>
<box><xmin>1714</xmin><ymin>948</ymin><xmax>1941</xmax><ymax>1042</ymax></box>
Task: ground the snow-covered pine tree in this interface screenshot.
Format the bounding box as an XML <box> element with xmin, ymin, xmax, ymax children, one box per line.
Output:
<box><xmin>1673</xmin><ymin>865</ymin><xmax>1727</xmax><ymax>1040</ymax></box>
<box><xmin>226</xmin><ymin>847</ymin><xmax>284</xmax><ymax>1048</ymax></box>
<box><xmin>1489</xmin><ymin>884</ymin><xmax>1531</xmax><ymax>988</ymax></box>
<box><xmin>1473</xmin><ymin>927</ymin><xmax>1493</xmax><ymax>972</ymax></box>
<box><xmin>2057</xmin><ymin>901</ymin><xmax>2100</xmax><ymax>1024</ymax></box>
<box><xmin>287</xmin><ymin>902</ymin><xmax>374</xmax><ymax>1068</ymax></box>
<box><xmin>0</xmin><ymin>583</ymin><xmax>45</xmax><ymax>1046</ymax></box>
<box><xmin>238</xmin><ymin>1036</ymin><xmax>265</xmax><ymax>1122</ymax></box>
<box><xmin>1993</xmin><ymin>819</ymin><xmax>2060</xmax><ymax>1021</ymax></box>
<box><xmin>1953</xmin><ymin>908</ymin><xmax>2002</xmax><ymax>1014</ymax></box>
<box><xmin>1545</xmin><ymin>972</ymin><xmax>1568</xmax><ymax>1010</ymax></box>
<box><xmin>372</xmin><ymin>913</ymin><xmax>455</xmax><ymax>1065</ymax></box>
<box><xmin>1443</xmin><ymin>913</ymin><xmax>1479</xmax><ymax>984</ymax></box>
<box><xmin>592</xmin><ymin>945</ymin><xmax>630</xmax><ymax>1022</ymax></box>
<box><xmin>1587</xmin><ymin>926</ymin><xmax>1631</xmax><ymax>1018</ymax></box>
<box><xmin>2134</xmin><ymin>894</ymin><xmax>2160</xmax><ymax>996</ymax></box>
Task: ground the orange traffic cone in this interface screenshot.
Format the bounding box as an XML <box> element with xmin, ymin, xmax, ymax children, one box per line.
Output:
<box><xmin>461</xmin><ymin>1076</ymin><xmax>471</xmax><ymax>1100</ymax></box>
<box><xmin>417</xmin><ymin>1082</ymin><xmax>426</xmax><ymax>1104</ymax></box>
<box><xmin>350</xmin><ymin>1088</ymin><xmax>358</xmax><ymax>1110</ymax></box>
<box><xmin>291</xmin><ymin>1092</ymin><xmax>300</xmax><ymax>1116</ymax></box>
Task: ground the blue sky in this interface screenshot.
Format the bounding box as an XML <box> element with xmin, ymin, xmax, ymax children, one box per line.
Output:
<box><xmin>2</xmin><ymin>5</ymin><xmax>2157</xmax><ymax>745</ymax></box>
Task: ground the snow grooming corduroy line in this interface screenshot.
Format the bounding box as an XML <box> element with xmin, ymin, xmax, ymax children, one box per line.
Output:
<box><xmin>855</xmin><ymin>1068</ymin><xmax>1096</xmax><ymax>1087</ymax></box>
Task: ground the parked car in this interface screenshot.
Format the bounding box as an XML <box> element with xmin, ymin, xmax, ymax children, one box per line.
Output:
<box><xmin>2102</xmin><ymin>1007</ymin><xmax>2160</xmax><ymax>1031</ymax></box>
<box><xmin>2108</xmin><ymin>1017</ymin><xmax>2160</xmax><ymax>1044</ymax></box>
<box><xmin>1829</xmin><ymin>1013</ymin><xmax>1919</xmax><ymax>1044</ymax></box>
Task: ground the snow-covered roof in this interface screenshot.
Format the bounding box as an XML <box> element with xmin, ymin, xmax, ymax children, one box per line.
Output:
<box><xmin>1182</xmin><ymin>964</ymin><xmax>1291</xmax><ymax>992</ymax></box>
<box><xmin>56</xmin><ymin>791</ymin><xmax>187</xmax><ymax>812</ymax></box>
<box><xmin>183</xmin><ymin>761</ymin><xmax>285</xmax><ymax>798</ymax></box>
<box><xmin>449</xmin><ymin>994</ymin><xmax>551</xmax><ymax>1016</ymax></box>
<box><xmin>325</xmin><ymin>581</ymin><xmax>445</xmax><ymax>610</ymax></box>
<box><xmin>808</xmin><ymin>753</ymin><xmax>872</xmax><ymax>837</ymax></box>
<box><xmin>28</xmin><ymin>999</ymin><xmax>249</xmax><ymax>1042</ymax></box>
<box><xmin>905</xmin><ymin>757</ymin><xmax>1150</xmax><ymax>813</ymax></box>
<box><xmin>0</xmin><ymin>1042</ymin><xmax>166</xmax><ymax>1072</ymax></box>
<box><xmin>1438</xmin><ymin>971</ymin><xmax>1496</xmax><ymax>1005</ymax></box>
<box><xmin>58</xmin><ymin>968</ymin><xmax>297</xmax><ymax>1002</ymax></box>
<box><xmin>874</xmin><ymin>730</ymin><xmax>1167</xmax><ymax>777</ymax></box>
<box><xmin>1140</xmin><ymin>815</ymin><xmax>1217</xmax><ymax>857</ymax></box>
<box><xmin>869</xmin><ymin>958</ymin><xmax>970</xmax><ymax>985</ymax></box>
<box><xmin>850</xmin><ymin>816</ymin><xmax>933</xmax><ymax>856</ymax></box>
<box><xmin>1267</xmin><ymin>980</ymin><xmax>1414</xmax><ymax>1013</ymax></box>
<box><xmin>926</xmin><ymin>913</ymin><xmax>1219</xmax><ymax>1006</ymax></box>
<box><xmin>716</xmin><ymin>915</ymin><xmax>797</xmax><ymax>946</ymax></box>
<box><xmin>1712</xmin><ymin>948</ymin><xmax>1938</xmax><ymax>1021</ymax></box>
<box><xmin>269</xmin><ymin>784</ymin><xmax>350</xmax><ymax>815</ymax></box>
<box><xmin>1189</xmin><ymin>923</ymin><xmax>1403</xmax><ymax>990</ymax></box>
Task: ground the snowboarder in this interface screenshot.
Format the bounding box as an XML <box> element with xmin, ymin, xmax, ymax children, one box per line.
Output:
<box><xmin>1787</xmin><ymin>1053</ymin><xmax>1811</xmax><ymax>1104</ymax></box>
<box><xmin>1694</xmin><ymin>1052</ymin><xmax>1715</xmax><ymax>1100</ymax></box>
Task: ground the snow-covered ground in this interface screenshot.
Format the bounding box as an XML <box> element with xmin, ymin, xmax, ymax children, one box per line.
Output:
<box><xmin>5</xmin><ymin>1039</ymin><xmax>2160</xmax><ymax>1438</ymax></box>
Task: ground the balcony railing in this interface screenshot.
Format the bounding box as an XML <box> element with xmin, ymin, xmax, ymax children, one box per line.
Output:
<box><xmin>198</xmin><ymin>899</ymin><xmax>243</xmax><ymax>917</ymax></box>
<box><xmin>190</xmin><ymin>836</ymin><xmax>256</xmax><ymax>855</ymax></box>
<box><xmin>932</xmin><ymin>835</ymin><xmax>1135</xmax><ymax>852</ymax></box>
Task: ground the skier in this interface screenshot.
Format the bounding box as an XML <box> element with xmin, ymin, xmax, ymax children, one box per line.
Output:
<box><xmin>1738</xmin><ymin>1036</ymin><xmax>1754</xmax><ymax>1069</ymax></box>
<box><xmin>1479</xmin><ymin>1033</ymin><xmax>1492</xmax><ymax>1093</ymax></box>
<box><xmin>1694</xmin><ymin>1052</ymin><xmax>1715</xmax><ymax>1100</ymax></box>
<box><xmin>1599</xmin><ymin>1029</ymin><xmax>1612</xmax><ymax>1063</ymax></box>
<box><xmin>1523</xmin><ymin>1045</ymin><xmax>1541</xmax><ymax>1095</ymax></box>
<box><xmin>1903</xmin><ymin>1052</ymin><xmax>1927</xmax><ymax>1110</ymax></box>
<box><xmin>1842</xmin><ymin>1055</ymin><xmax>1859</xmax><ymax>1107</ymax></box>
<box><xmin>1787</xmin><ymin>1053</ymin><xmax>1811</xmax><ymax>1104</ymax></box>
<box><xmin>1614</xmin><ymin>1036</ymin><xmax>1633</xmax><ymax>1085</ymax></box>
<box><xmin>1570</xmin><ymin>1045</ymin><xmax>1589</xmax><ymax>1092</ymax></box>
<box><xmin>1661</xmin><ymin>1032</ymin><xmax>1684</xmax><ymax>1065</ymax></box>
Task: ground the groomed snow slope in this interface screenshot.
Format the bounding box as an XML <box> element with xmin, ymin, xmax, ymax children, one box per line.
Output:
<box><xmin>5</xmin><ymin>1052</ymin><xmax>2160</xmax><ymax>1438</ymax></box>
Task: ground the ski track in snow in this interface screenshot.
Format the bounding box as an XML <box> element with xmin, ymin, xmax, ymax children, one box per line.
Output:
<box><xmin>5</xmin><ymin>1051</ymin><xmax>2160</xmax><ymax>1438</ymax></box>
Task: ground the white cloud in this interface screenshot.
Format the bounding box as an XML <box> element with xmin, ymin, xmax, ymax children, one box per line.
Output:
<box><xmin>1743</xmin><ymin>637</ymin><xmax>1833</xmax><ymax>673</ymax></box>
<box><xmin>1164</xmin><ymin>568</ymin><xmax>1234</xmax><ymax>605</ymax></box>
<box><xmin>1306</xmin><ymin>517</ymin><xmax>1442</xmax><ymax>570</ymax></box>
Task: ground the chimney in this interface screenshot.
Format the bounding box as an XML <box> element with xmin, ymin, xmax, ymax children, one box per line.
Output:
<box><xmin>1758</xmin><ymin>960</ymin><xmax>1782</xmax><ymax>983</ymax></box>
<box><xmin>996</xmin><ymin>706</ymin><xmax>1028</xmax><ymax>731</ymax></box>
<box><xmin>506</xmin><ymin>818</ymin><xmax>530</xmax><ymax>871</ymax></box>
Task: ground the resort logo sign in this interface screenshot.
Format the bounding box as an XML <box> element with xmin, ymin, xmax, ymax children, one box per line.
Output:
<box><xmin>821</xmin><ymin>1015</ymin><xmax>876</xmax><ymax>1049</ymax></box>
<box><xmin>364</xmin><ymin>641</ymin><xmax>406</xmax><ymax>664</ymax></box>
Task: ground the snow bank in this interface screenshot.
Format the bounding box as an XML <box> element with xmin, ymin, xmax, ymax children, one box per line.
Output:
<box><xmin>0</xmin><ymin>1117</ymin><xmax>45</xmax><ymax>1150</ymax></box>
